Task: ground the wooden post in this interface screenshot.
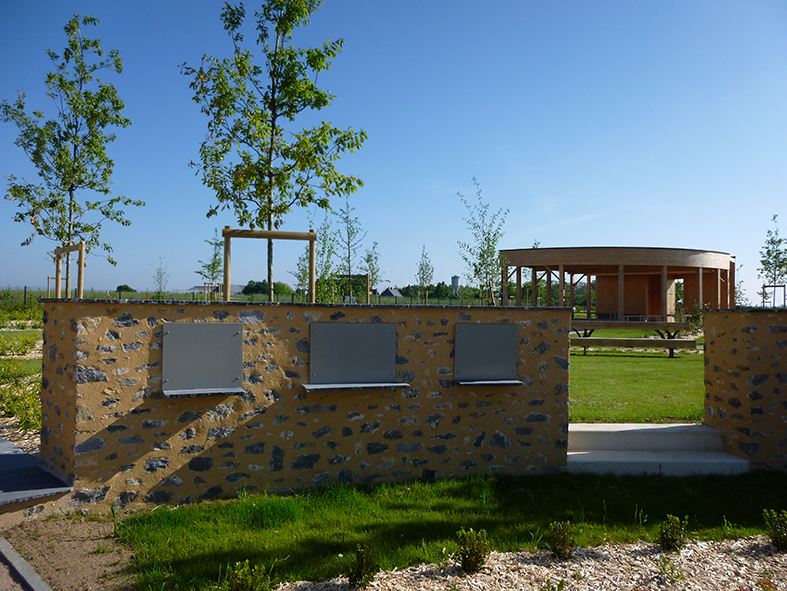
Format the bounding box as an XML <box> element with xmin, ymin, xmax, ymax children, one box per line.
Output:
<box><xmin>587</xmin><ymin>275</ymin><xmax>592</xmax><ymax>319</ymax></box>
<box><xmin>569</xmin><ymin>274</ymin><xmax>575</xmax><ymax>308</ymax></box>
<box><xmin>716</xmin><ymin>268</ymin><xmax>722</xmax><ymax>309</ymax></box>
<box><xmin>223</xmin><ymin>225</ymin><xmax>232</xmax><ymax>302</ymax></box>
<box><xmin>618</xmin><ymin>264</ymin><xmax>625</xmax><ymax>320</ymax></box>
<box><xmin>515</xmin><ymin>267</ymin><xmax>522</xmax><ymax>306</ymax></box>
<box><xmin>308</xmin><ymin>230</ymin><xmax>316</xmax><ymax>303</ymax></box>
<box><xmin>729</xmin><ymin>261</ymin><xmax>736</xmax><ymax>308</ymax></box>
<box><xmin>558</xmin><ymin>265</ymin><xmax>565</xmax><ymax>307</ymax></box>
<box><xmin>501</xmin><ymin>264</ymin><xmax>509</xmax><ymax>306</ymax></box>
<box><xmin>55</xmin><ymin>257</ymin><xmax>62</xmax><ymax>299</ymax></box>
<box><xmin>545</xmin><ymin>270</ymin><xmax>552</xmax><ymax>306</ymax></box>
<box><xmin>531</xmin><ymin>268</ymin><xmax>537</xmax><ymax>306</ymax></box>
<box><xmin>697</xmin><ymin>267</ymin><xmax>704</xmax><ymax>308</ymax></box>
<box><xmin>661</xmin><ymin>265</ymin><xmax>668</xmax><ymax>321</ymax></box>
<box><xmin>77</xmin><ymin>241</ymin><xmax>85</xmax><ymax>298</ymax></box>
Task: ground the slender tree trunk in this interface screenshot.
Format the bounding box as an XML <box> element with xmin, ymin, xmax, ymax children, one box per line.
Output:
<box><xmin>66</xmin><ymin>184</ymin><xmax>75</xmax><ymax>297</ymax></box>
<box><xmin>267</xmin><ymin>213</ymin><xmax>273</xmax><ymax>301</ymax></box>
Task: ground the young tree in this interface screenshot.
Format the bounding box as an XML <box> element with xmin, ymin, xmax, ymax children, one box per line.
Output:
<box><xmin>361</xmin><ymin>241</ymin><xmax>385</xmax><ymax>292</ymax></box>
<box><xmin>183</xmin><ymin>0</ymin><xmax>367</xmax><ymax>301</ymax></box>
<box><xmin>195</xmin><ymin>229</ymin><xmax>224</xmax><ymax>296</ymax></box>
<box><xmin>292</xmin><ymin>211</ymin><xmax>338</xmax><ymax>303</ymax></box>
<box><xmin>1</xmin><ymin>15</ymin><xmax>143</xmax><ymax>293</ymax></box>
<box><xmin>335</xmin><ymin>195</ymin><xmax>367</xmax><ymax>298</ymax></box>
<box><xmin>758</xmin><ymin>214</ymin><xmax>787</xmax><ymax>306</ymax></box>
<box><xmin>415</xmin><ymin>246</ymin><xmax>434</xmax><ymax>290</ymax></box>
<box><xmin>151</xmin><ymin>257</ymin><xmax>171</xmax><ymax>299</ymax></box>
<box><xmin>457</xmin><ymin>178</ymin><xmax>509</xmax><ymax>305</ymax></box>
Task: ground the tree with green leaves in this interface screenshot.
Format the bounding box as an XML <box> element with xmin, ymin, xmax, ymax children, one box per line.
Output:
<box><xmin>335</xmin><ymin>195</ymin><xmax>367</xmax><ymax>298</ymax></box>
<box><xmin>1</xmin><ymin>15</ymin><xmax>143</xmax><ymax>294</ymax></box>
<box><xmin>361</xmin><ymin>241</ymin><xmax>385</xmax><ymax>292</ymax></box>
<box><xmin>195</xmin><ymin>229</ymin><xmax>224</xmax><ymax>294</ymax></box>
<box><xmin>758</xmin><ymin>214</ymin><xmax>787</xmax><ymax>306</ymax></box>
<box><xmin>457</xmin><ymin>178</ymin><xmax>508</xmax><ymax>305</ymax></box>
<box><xmin>183</xmin><ymin>0</ymin><xmax>367</xmax><ymax>301</ymax></box>
<box><xmin>415</xmin><ymin>246</ymin><xmax>434</xmax><ymax>291</ymax></box>
<box><xmin>292</xmin><ymin>211</ymin><xmax>338</xmax><ymax>303</ymax></box>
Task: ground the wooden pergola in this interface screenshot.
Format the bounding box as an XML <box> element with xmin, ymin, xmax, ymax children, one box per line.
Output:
<box><xmin>500</xmin><ymin>246</ymin><xmax>736</xmax><ymax>320</ymax></box>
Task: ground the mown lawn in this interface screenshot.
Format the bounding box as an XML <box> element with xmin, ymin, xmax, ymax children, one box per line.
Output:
<box><xmin>569</xmin><ymin>350</ymin><xmax>705</xmax><ymax>423</ymax></box>
<box><xmin>119</xmin><ymin>472</ymin><xmax>787</xmax><ymax>591</ymax></box>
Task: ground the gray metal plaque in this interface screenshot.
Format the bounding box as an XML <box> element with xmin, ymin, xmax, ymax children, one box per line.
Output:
<box><xmin>162</xmin><ymin>322</ymin><xmax>245</xmax><ymax>396</ymax></box>
<box><xmin>309</xmin><ymin>323</ymin><xmax>398</xmax><ymax>385</ymax></box>
<box><xmin>454</xmin><ymin>323</ymin><xmax>521</xmax><ymax>384</ymax></box>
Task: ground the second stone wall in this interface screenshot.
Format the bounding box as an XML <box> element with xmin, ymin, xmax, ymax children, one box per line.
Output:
<box><xmin>41</xmin><ymin>301</ymin><xmax>571</xmax><ymax>512</ymax></box>
<box><xmin>703</xmin><ymin>309</ymin><xmax>787</xmax><ymax>470</ymax></box>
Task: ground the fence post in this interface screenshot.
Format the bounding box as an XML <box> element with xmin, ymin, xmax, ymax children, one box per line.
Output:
<box><xmin>23</xmin><ymin>286</ymin><xmax>27</xmax><ymax>307</ymax></box>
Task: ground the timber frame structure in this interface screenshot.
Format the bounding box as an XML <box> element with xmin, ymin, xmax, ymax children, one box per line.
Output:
<box><xmin>500</xmin><ymin>246</ymin><xmax>736</xmax><ymax>321</ymax></box>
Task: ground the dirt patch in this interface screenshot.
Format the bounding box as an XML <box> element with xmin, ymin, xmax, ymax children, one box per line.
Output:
<box><xmin>4</xmin><ymin>517</ymin><xmax>135</xmax><ymax>591</ymax></box>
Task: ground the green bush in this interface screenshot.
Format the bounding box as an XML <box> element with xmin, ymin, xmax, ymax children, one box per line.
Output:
<box><xmin>548</xmin><ymin>521</ymin><xmax>575</xmax><ymax>560</ymax></box>
<box><xmin>763</xmin><ymin>509</ymin><xmax>787</xmax><ymax>551</ymax></box>
<box><xmin>227</xmin><ymin>559</ymin><xmax>274</xmax><ymax>591</ymax></box>
<box><xmin>0</xmin><ymin>333</ymin><xmax>39</xmax><ymax>356</ymax></box>
<box><xmin>347</xmin><ymin>544</ymin><xmax>379</xmax><ymax>589</ymax></box>
<box><xmin>658</xmin><ymin>514</ymin><xmax>689</xmax><ymax>551</ymax></box>
<box><xmin>455</xmin><ymin>527</ymin><xmax>491</xmax><ymax>574</ymax></box>
<box><xmin>0</xmin><ymin>379</ymin><xmax>42</xmax><ymax>431</ymax></box>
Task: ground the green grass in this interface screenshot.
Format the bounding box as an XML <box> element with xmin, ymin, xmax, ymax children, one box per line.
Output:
<box><xmin>118</xmin><ymin>472</ymin><xmax>787</xmax><ymax>590</ymax></box>
<box><xmin>0</xmin><ymin>331</ymin><xmax>41</xmax><ymax>356</ymax></box>
<box><xmin>570</xmin><ymin>351</ymin><xmax>704</xmax><ymax>423</ymax></box>
<box><xmin>0</xmin><ymin>358</ymin><xmax>42</xmax><ymax>381</ymax></box>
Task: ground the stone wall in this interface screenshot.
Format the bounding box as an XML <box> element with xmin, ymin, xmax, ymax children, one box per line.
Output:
<box><xmin>703</xmin><ymin>309</ymin><xmax>787</xmax><ymax>470</ymax></box>
<box><xmin>40</xmin><ymin>300</ymin><xmax>571</xmax><ymax>512</ymax></box>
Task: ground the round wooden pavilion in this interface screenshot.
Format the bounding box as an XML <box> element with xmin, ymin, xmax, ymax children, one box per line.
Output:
<box><xmin>500</xmin><ymin>246</ymin><xmax>736</xmax><ymax>321</ymax></box>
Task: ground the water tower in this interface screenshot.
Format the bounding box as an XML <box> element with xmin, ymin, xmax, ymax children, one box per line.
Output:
<box><xmin>451</xmin><ymin>275</ymin><xmax>460</xmax><ymax>296</ymax></box>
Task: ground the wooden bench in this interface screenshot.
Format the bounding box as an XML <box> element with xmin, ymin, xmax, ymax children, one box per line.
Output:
<box><xmin>570</xmin><ymin>336</ymin><xmax>698</xmax><ymax>357</ymax></box>
<box><xmin>571</xmin><ymin>320</ymin><xmax>691</xmax><ymax>339</ymax></box>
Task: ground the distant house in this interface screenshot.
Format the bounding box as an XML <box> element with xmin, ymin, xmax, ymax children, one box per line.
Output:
<box><xmin>183</xmin><ymin>284</ymin><xmax>245</xmax><ymax>296</ymax></box>
<box><xmin>380</xmin><ymin>287</ymin><xmax>404</xmax><ymax>299</ymax></box>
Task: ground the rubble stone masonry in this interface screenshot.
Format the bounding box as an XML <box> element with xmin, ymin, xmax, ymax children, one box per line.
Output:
<box><xmin>704</xmin><ymin>309</ymin><xmax>787</xmax><ymax>470</ymax></box>
<box><xmin>39</xmin><ymin>300</ymin><xmax>571</xmax><ymax>512</ymax></box>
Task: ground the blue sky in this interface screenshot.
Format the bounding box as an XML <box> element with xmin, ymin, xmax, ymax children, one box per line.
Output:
<box><xmin>1</xmin><ymin>1</ymin><xmax>786</xmax><ymax>301</ymax></box>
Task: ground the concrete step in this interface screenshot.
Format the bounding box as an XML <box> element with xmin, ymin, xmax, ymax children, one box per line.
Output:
<box><xmin>566</xmin><ymin>450</ymin><xmax>750</xmax><ymax>476</ymax></box>
<box><xmin>568</xmin><ymin>423</ymin><xmax>724</xmax><ymax>452</ymax></box>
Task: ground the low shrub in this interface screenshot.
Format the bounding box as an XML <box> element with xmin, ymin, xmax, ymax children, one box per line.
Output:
<box><xmin>0</xmin><ymin>379</ymin><xmax>42</xmax><ymax>431</ymax></box>
<box><xmin>0</xmin><ymin>333</ymin><xmax>39</xmax><ymax>356</ymax></box>
<box><xmin>658</xmin><ymin>514</ymin><xmax>689</xmax><ymax>551</ymax></box>
<box><xmin>347</xmin><ymin>544</ymin><xmax>379</xmax><ymax>589</ymax></box>
<box><xmin>548</xmin><ymin>521</ymin><xmax>575</xmax><ymax>560</ymax></box>
<box><xmin>456</xmin><ymin>527</ymin><xmax>491</xmax><ymax>573</ymax></box>
<box><xmin>763</xmin><ymin>509</ymin><xmax>787</xmax><ymax>551</ymax></box>
<box><xmin>227</xmin><ymin>559</ymin><xmax>275</xmax><ymax>591</ymax></box>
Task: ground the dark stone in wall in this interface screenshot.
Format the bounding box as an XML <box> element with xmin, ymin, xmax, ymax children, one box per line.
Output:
<box><xmin>488</xmin><ymin>431</ymin><xmax>512</xmax><ymax>448</ymax></box>
<box><xmin>213</xmin><ymin>310</ymin><xmax>229</xmax><ymax>320</ymax></box>
<box><xmin>312</xmin><ymin>426</ymin><xmax>331</xmax><ymax>438</ymax></box>
<box><xmin>144</xmin><ymin>490</ymin><xmax>174</xmax><ymax>504</ymax></box>
<box><xmin>75</xmin><ymin>366</ymin><xmax>108</xmax><ymax>384</ymax></box>
<box><xmin>427</xmin><ymin>444</ymin><xmax>448</xmax><ymax>454</ymax></box>
<box><xmin>244</xmin><ymin>442</ymin><xmax>267</xmax><ymax>455</ymax></box>
<box><xmin>107</xmin><ymin>425</ymin><xmax>130</xmax><ymax>434</ymax></box>
<box><xmin>747</xmin><ymin>375</ymin><xmax>769</xmax><ymax>387</ymax></box>
<box><xmin>208</xmin><ymin>427</ymin><xmax>237</xmax><ymax>439</ymax></box>
<box><xmin>119</xmin><ymin>435</ymin><xmax>144</xmax><ymax>446</ymax></box>
<box><xmin>114</xmin><ymin>313</ymin><xmax>138</xmax><ymax>327</ymax></box>
<box><xmin>461</xmin><ymin>460</ymin><xmax>480</xmax><ymax>470</ymax></box>
<box><xmin>145</xmin><ymin>457</ymin><xmax>170</xmax><ymax>472</ymax></box>
<box><xmin>74</xmin><ymin>438</ymin><xmax>105</xmax><ymax>455</ymax></box>
<box><xmin>421</xmin><ymin>469</ymin><xmax>437</xmax><ymax>480</ymax></box>
<box><xmin>367</xmin><ymin>442</ymin><xmax>388</xmax><ymax>455</ymax></box>
<box><xmin>142</xmin><ymin>420</ymin><xmax>168</xmax><ymax>430</ymax></box>
<box><xmin>115</xmin><ymin>491</ymin><xmax>138</xmax><ymax>509</ymax></box>
<box><xmin>360</xmin><ymin>421</ymin><xmax>382</xmax><ymax>434</ymax></box>
<box><xmin>188</xmin><ymin>457</ymin><xmax>214</xmax><ymax>471</ymax></box>
<box><xmin>297</xmin><ymin>404</ymin><xmax>337</xmax><ymax>415</ymax></box>
<box><xmin>525</xmin><ymin>412</ymin><xmax>550</xmax><ymax>422</ymax></box>
<box><xmin>72</xmin><ymin>485</ymin><xmax>111</xmax><ymax>505</ymax></box>
<box><xmin>739</xmin><ymin>442</ymin><xmax>760</xmax><ymax>456</ymax></box>
<box><xmin>296</xmin><ymin>338</ymin><xmax>310</xmax><ymax>353</ymax></box>
<box><xmin>238</xmin><ymin>310</ymin><xmax>263</xmax><ymax>324</ymax></box>
<box><xmin>533</xmin><ymin>341</ymin><xmax>550</xmax><ymax>355</ymax></box>
<box><xmin>291</xmin><ymin>453</ymin><xmax>320</xmax><ymax>469</ymax></box>
<box><xmin>382</xmin><ymin>429</ymin><xmax>403</xmax><ymax>440</ymax></box>
<box><xmin>200</xmin><ymin>485</ymin><xmax>222</xmax><ymax>500</ymax></box>
<box><xmin>474</xmin><ymin>432</ymin><xmax>486</xmax><ymax>447</ymax></box>
<box><xmin>330</xmin><ymin>311</ymin><xmax>345</xmax><ymax>321</ymax></box>
<box><xmin>226</xmin><ymin>472</ymin><xmax>252</xmax><ymax>483</ymax></box>
<box><xmin>341</xmin><ymin>427</ymin><xmax>353</xmax><ymax>437</ymax></box>
<box><xmin>270</xmin><ymin>445</ymin><xmax>284</xmax><ymax>472</ymax></box>
<box><xmin>426</xmin><ymin>414</ymin><xmax>443</xmax><ymax>429</ymax></box>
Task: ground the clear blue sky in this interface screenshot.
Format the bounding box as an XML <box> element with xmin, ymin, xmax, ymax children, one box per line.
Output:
<box><xmin>1</xmin><ymin>1</ymin><xmax>786</xmax><ymax>301</ymax></box>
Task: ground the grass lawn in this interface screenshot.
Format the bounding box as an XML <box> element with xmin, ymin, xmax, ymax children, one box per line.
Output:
<box><xmin>119</xmin><ymin>472</ymin><xmax>787</xmax><ymax>590</ymax></box>
<box><xmin>569</xmin><ymin>350</ymin><xmax>705</xmax><ymax>423</ymax></box>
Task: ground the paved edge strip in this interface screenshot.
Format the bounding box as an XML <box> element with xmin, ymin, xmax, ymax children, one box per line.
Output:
<box><xmin>0</xmin><ymin>536</ymin><xmax>54</xmax><ymax>591</ymax></box>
